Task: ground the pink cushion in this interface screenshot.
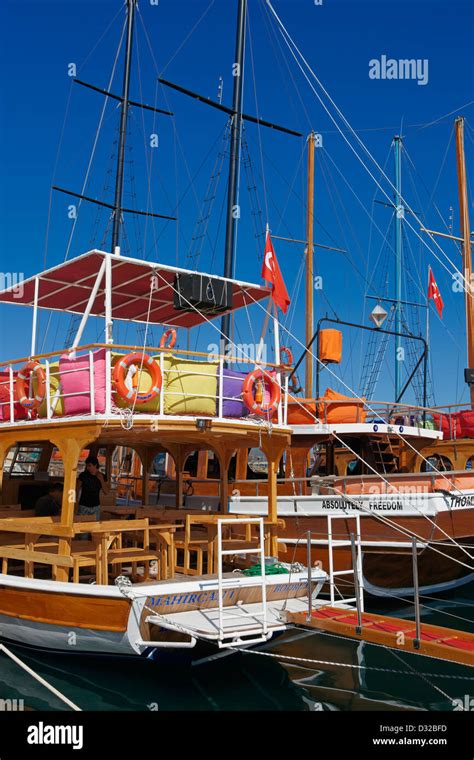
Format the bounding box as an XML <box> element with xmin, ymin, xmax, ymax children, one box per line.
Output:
<box><xmin>59</xmin><ymin>349</ymin><xmax>106</xmax><ymax>415</ymax></box>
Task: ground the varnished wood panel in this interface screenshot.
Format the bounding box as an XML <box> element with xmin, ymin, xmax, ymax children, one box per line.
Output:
<box><xmin>0</xmin><ymin>585</ymin><xmax>130</xmax><ymax>632</ymax></box>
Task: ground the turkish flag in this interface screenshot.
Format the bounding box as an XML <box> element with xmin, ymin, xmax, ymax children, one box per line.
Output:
<box><xmin>261</xmin><ymin>231</ymin><xmax>290</xmax><ymax>314</ymax></box>
<box><xmin>428</xmin><ymin>266</ymin><xmax>444</xmax><ymax>318</ymax></box>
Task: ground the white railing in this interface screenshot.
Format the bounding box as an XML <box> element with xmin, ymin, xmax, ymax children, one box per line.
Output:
<box><xmin>0</xmin><ymin>343</ymin><xmax>289</xmax><ymax>427</ymax></box>
<box><xmin>216</xmin><ymin>516</ymin><xmax>269</xmax><ymax>647</ymax></box>
<box><xmin>2</xmin><ymin>342</ymin><xmax>464</xmax><ymax>433</ymax></box>
<box><xmin>327</xmin><ymin>513</ymin><xmax>364</xmax><ymax>610</ymax></box>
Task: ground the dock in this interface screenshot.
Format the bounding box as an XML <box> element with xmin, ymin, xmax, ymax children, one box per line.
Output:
<box><xmin>287</xmin><ymin>606</ymin><xmax>474</xmax><ymax>668</ymax></box>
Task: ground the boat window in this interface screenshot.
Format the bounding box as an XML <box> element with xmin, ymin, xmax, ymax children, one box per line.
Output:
<box><xmin>6</xmin><ymin>446</ymin><xmax>43</xmax><ymax>477</ymax></box>
<box><xmin>246</xmin><ymin>449</ymin><xmax>286</xmax><ymax>480</ymax></box>
<box><xmin>466</xmin><ymin>456</ymin><xmax>474</xmax><ymax>470</ymax></box>
<box><xmin>421</xmin><ymin>455</ymin><xmax>453</xmax><ymax>472</ymax></box>
<box><xmin>207</xmin><ymin>451</ymin><xmax>220</xmax><ymax>479</ymax></box>
<box><xmin>152</xmin><ymin>452</ymin><xmax>167</xmax><ymax>478</ymax></box>
<box><xmin>247</xmin><ymin>448</ymin><xmax>268</xmax><ymax>479</ymax></box>
<box><xmin>228</xmin><ymin>453</ymin><xmax>237</xmax><ymax>481</ymax></box>
<box><xmin>48</xmin><ymin>447</ymin><xmax>64</xmax><ymax>478</ymax></box>
<box><xmin>346</xmin><ymin>459</ymin><xmax>361</xmax><ymax>475</ymax></box>
<box><xmin>184</xmin><ymin>451</ymin><xmax>199</xmax><ymax>478</ymax></box>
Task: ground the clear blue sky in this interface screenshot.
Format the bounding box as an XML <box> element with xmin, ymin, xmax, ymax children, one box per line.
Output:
<box><xmin>1</xmin><ymin>0</ymin><xmax>473</xmax><ymax>407</ymax></box>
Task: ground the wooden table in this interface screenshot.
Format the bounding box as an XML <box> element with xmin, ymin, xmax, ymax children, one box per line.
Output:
<box><xmin>72</xmin><ymin>519</ymin><xmax>182</xmax><ymax>582</ymax></box>
<box><xmin>102</xmin><ymin>506</ymin><xmax>138</xmax><ymax>519</ymax></box>
<box><xmin>72</xmin><ymin>519</ymin><xmax>149</xmax><ymax>584</ymax></box>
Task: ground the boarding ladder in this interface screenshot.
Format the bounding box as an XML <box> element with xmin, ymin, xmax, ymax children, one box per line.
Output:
<box><xmin>216</xmin><ymin>517</ymin><xmax>270</xmax><ymax>648</ymax></box>
<box><xmin>327</xmin><ymin>513</ymin><xmax>364</xmax><ymax>611</ymax></box>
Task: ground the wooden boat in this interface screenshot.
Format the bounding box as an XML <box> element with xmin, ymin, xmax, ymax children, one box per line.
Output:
<box><xmin>0</xmin><ymin>248</ymin><xmax>334</xmax><ymax>655</ymax></box>
<box><xmin>0</xmin><ymin>0</ymin><xmax>330</xmax><ymax>658</ymax></box>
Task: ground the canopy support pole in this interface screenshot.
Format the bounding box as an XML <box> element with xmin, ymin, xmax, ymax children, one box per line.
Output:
<box><xmin>105</xmin><ymin>254</ymin><xmax>113</xmax><ymax>416</ymax></box>
<box><xmin>31</xmin><ymin>278</ymin><xmax>39</xmax><ymax>357</ymax></box>
<box><xmin>71</xmin><ymin>258</ymin><xmax>107</xmax><ymax>352</ymax></box>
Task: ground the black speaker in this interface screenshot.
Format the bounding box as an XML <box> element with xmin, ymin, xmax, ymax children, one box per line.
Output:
<box><xmin>465</xmin><ymin>368</ymin><xmax>474</xmax><ymax>386</ymax></box>
<box><xmin>173</xmin><ymin>273</ymin><xmax>233</xmax><ymax>314</ymax></box>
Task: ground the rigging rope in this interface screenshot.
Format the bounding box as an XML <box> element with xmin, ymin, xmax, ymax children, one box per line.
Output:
<box><xmin>264</xmin><ymin>0</ymin><xmax>472</xmax><ymax>296</ymax></box>
<box><xmin>148</xmin><ymin>266</ymin><xmax>474</xmax><ymax>572</ymax></box>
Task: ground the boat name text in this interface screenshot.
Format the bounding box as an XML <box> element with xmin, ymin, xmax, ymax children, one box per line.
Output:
<box><xmin>321</xmin><ymin>499</ymin><xmax>403</xmax><ymax>511</ymax></box>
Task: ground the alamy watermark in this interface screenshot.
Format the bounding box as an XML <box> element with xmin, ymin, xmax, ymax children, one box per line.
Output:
<box><xmin>452</xmin><ymin>694</ymin><xmax>474</xmax><ymax>711</ymax></box>
<box><xmin>0</xmin><ymin>272</ymin><xmax>24</xmax><ymax>298</ymax></box>
<box><xmin>0</xmin><ymin>697</ymin><xmax>24</xmax><ymax>711</ymax></box>
<box><xmin>369</xmin><ymin>55</ymin><xmax>429</xmax><ymax>86</ymax></box>
<box><xmin>207</xmin><ymin>341</ymin><xmax>268</xmax><ymax>365</ymax></box>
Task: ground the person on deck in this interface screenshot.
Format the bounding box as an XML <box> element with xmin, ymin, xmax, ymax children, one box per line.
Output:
<box><xmin>76</xmin><ymin>455</ymin><xmax>109</xmax><ymax>522</ymax></box>
<box><xmin>34</xmin><ymin>482</ymin><xmax>63</xmax><ymax>517</ymax></box>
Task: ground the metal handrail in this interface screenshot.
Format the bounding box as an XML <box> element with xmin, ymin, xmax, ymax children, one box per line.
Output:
<box><xmin>0</xmin><ymin>342</ymin><xmax>286</xmax><ymax>370</ymax></box>
<box><xmin>0</xmin><ymin>344</ymin><xmax>289</xmax><ymax>425</ymax></box>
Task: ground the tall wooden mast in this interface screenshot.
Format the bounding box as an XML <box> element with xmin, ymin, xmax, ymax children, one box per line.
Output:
<box><xmin>393</xmin><ymin>135</ymin><xmax>403</xmax><ymax>401</ymax></box>
<box><xmin>305</xmin><ymin>132</ymin><xmax>316</xmax><ymax>397</ymax></box>
<box><xmin>455</xmin><ymin>116</ymin><xmax>474</xmax><ymax>407</ymax></box>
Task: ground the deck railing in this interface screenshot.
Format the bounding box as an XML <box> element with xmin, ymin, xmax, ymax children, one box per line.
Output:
<box><xmin>0</xmin><ymin>343</ymin><xmax>288</xmax><ymax>427</ymax></box>
<box><xmin>0</xmin><ymin>342</ymin><xmax>467</xmax><ymax>435</ymax></box>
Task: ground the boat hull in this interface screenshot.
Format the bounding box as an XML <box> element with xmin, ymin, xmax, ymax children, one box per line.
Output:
<box><xmin>0</xmin><ymin>571</ymin><xmax>322</xmax><ymax>657</ymax></box>
<box><xmin>230</xmin><ymin>492</ymin><xmax>474</xmax><ymax>596</ymax></box>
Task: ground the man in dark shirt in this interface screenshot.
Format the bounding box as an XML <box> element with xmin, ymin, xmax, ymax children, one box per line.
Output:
<box><xmin>34</xmin><ymin>483</ymin><xmax>63</xmax><ymax>517</ymax></box>
<box><xmin>77</xmin><ymin>455</ymin><xmax>109</xmax><ymax>522</ymax></box>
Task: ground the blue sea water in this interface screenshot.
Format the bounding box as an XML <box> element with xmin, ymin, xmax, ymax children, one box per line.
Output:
<box><xmin>0</xmin><ymin>582</ymin><xmax>473</xmax><ymax>712</ymax></box>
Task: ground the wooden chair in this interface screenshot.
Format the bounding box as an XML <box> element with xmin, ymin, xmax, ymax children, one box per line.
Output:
<box><xmin>174</xmin><ymin>515</ymin><xmax>210</xmax><ymax>575</ymax></box>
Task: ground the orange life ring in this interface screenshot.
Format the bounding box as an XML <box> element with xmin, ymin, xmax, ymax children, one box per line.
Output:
<box><xmin>242</xmin><ymin>369</ymin><xmax>281</xmax><ymax>417</ymax></box>
<box><xmin>113</xmin><ymin>353</ymin><xmax>162</xmax><ymax>405</ymax></box>
<box><xmin>16</xmin><ymin>361</ymin><xmax>46</xmax><ymax>410</ymax></box>
<box><xmin>280</xmin><ymin>347</ymin><xmax>293</xmax><ymax>366</ymax></box>
<box><xmin>160</xmin><ymin>328</ymin><xmax>177</xmax><ymax>349</ymax></box>
<box><xmin>279</xmin><ymin>346</ymin><xmax>302</xmax><ymax>393</ymax></box>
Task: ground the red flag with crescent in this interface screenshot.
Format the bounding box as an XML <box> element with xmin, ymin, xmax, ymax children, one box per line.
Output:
<box><xmin>428</xmin><ymin>266</ymin><xmax>444</xmax><ymax>318</ymax></box>
<box><xmin>261</xmin><ymin>231</ymin><xmax>290</xmax><ymax>314</ymax></box>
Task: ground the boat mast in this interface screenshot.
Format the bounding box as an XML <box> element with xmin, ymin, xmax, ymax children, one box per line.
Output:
<box><xmin>111</xmin><ymin>0</ymin><xmax>137</xmax><ymax>255</ymax></box>
<box><xmin>393</xmin><ymin>135</ymin><xmax>403</xmax><ymax>401</ymax></box>
<box><xmin>455</xmin><ymin>116</ymin><xmax>474</xmax><ymax>407</ymax></box>
<box><xmin>305</xmin><ymin>132</ymin><xmax>316</xmax><ymax>397</ymax></box>
<box><xmin>221</xmin><ymin>0</ymin><xmax>247</xmax><ymax>348</ymax></box>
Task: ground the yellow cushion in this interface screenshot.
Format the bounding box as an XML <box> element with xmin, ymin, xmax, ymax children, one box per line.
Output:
<box><xmin>35</xmin><ymin>363</ymin><xmax>64</xmax><ymax>418</ymax></box>
<box><xmin>162</xmin><ymin>356</ymin><xmax>218</xmax><ymax>416</ymax></box>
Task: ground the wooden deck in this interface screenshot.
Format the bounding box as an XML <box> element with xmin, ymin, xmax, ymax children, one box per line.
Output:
<box><xmin>287</xmin><ymin>606</ymin><xmax>474</xmax><ymax>667</ymax></box>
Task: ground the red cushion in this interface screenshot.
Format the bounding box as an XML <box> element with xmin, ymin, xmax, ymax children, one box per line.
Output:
<box><xmin>439</xmin><ymin>637</ymin><xmax>474</xmax><ymax>651</ymax></box>
<box><xmin>0</xmin><ymin>371</ymin><xmax>28</xmax><ymax>421</ymax></box>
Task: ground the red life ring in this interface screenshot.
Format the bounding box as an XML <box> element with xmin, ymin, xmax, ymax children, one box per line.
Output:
<box><xmin>160</xmin><ymin>328</ymin><xmax>177</xmax><ymax>349</ymax></box>
<box><xmin>16</xmin><ymin>361</ymin><xmax>46</xmax><ymax>410</ymax></box>
<box><xmin>242</xmin><ymin>369</ymin><xmax>281</xmax><ymax>417</ymax></box>
<box><xmin>113</xmin><ymin>353</ymin><xmax>162</xmax><ymax>405</ymax></box>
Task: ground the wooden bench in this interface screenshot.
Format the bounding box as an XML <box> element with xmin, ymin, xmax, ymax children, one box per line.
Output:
<box><xmin>0</xmin><ymin>509</ymin><xmax>35</xmax><ymax>519</ymax></box>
